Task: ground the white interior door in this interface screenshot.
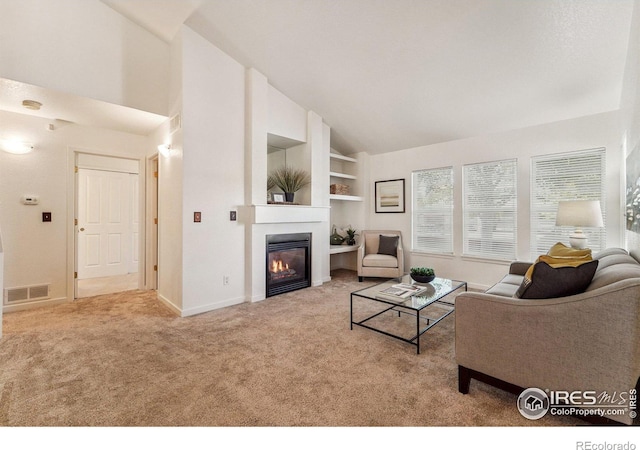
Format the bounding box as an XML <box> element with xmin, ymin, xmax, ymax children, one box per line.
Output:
<box><xmin>77</xmin><ymin>168</ymin><xmax>131</xmax><ymax>279</ymax></box>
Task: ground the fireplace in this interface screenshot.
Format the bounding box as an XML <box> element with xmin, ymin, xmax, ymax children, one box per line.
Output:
<box><xmin>266</xmin><ymin>233</ymin><xmax>311</xmax><ymax>297</ymax></box>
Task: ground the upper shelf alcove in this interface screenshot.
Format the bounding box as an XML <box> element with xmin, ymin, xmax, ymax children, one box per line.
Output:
<box><xmin>330</xmin><ymin>152</ymin><xmax>363</xmax><ymax>202</ymax></box>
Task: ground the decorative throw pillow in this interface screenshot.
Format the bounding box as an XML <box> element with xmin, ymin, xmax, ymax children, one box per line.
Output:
<box><xmin>515</xmin><ymin>243</ymin><xmax>595</xmax><ymax>298</ymax></box>
<box><xmin>515</xmin><ymin>258</ymin><xmax>598</xmax><ymax>299</ymax></box>
<box><xmin>377</xmin><ymin>235</ymin><xmax>399</xmax><ymax>257</ymax></box>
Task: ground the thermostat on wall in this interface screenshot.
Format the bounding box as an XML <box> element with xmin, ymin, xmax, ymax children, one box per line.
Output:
<box><xmin>21</xmin><ymin>195</ymin><xmax>39</xmax><ymax>205</ymax></box>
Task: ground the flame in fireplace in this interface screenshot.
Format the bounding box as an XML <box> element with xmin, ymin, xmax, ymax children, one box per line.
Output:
<box><xmin>269</xmin><ymin>258</ymin><xmax>297</xmax><ymax>281</ymax></box>
<box><xmin>271</xmin><ymin>259</ymin><xmax>289</xmax><ymax>273</ymax></box>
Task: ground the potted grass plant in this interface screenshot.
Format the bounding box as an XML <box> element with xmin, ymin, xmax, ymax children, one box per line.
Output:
<box><xmin>268</xmin><ymin>165</ymin><xmax>310</xmax><ymax>203</ymax></box>
<box><xmin>344</xmin><ymin>225</ymin><xmax>358</xmax><ymax>246</ymax></box>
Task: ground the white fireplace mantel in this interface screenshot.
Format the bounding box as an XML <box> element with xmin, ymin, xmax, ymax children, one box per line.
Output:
<box><xmin>240</xmin><ymin>204</ymin><xmax>330</xmax><ymax>224</ymax></box>
<box><xmin>241</xmin><ymin>204</ymin><xmax>331</xmax><ymax>303</ymax></box>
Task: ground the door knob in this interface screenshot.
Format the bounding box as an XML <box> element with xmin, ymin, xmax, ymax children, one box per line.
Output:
<box><xmin>79</xmin><ymin>227</ymin><xmax>85</xmax><ymax>231</ymax></box>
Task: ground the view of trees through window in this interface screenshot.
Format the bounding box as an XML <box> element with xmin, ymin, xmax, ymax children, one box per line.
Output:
<box><xmin>412</xmin><ymin>167</ymin><xmax>454</xmax><ymax>254</ymax></box>
<box><xmin>531</xmin><ymin>148</ymin><xmax>606</xmax><ymax>255</ymax></box>
<box><xmin>463</xmin><ymin>159</ymin><xmax>517</xmax><ymax>261</ymax></box>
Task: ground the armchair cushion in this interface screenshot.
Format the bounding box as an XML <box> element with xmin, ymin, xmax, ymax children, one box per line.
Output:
<box><xmin>377</xmin><ymin>235</ymin><xmax>399</xmax><ymax>256</ymax></box>
<box><xmin>362</xmin><ymin>253</ymin><xmax>399</xmax><ymax>268</ymax></box>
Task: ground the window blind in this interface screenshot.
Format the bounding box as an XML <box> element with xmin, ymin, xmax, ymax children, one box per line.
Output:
<box><xmin>412</xmin><ymin>167</ymin><xmax>454</xmax><ymax>254</ymax></box>
<box><xmin>530</xmin><ymin>148</ymin><xmax>606</xmax><ymax>255</ymax></box>
<box><xmin>463</xmin><ymin>159</ymin><xmax>517</xmax><ymax>260</ymax></box>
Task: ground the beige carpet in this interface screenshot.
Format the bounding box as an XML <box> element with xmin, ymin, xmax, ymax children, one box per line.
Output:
<box><xmin>0</xmin><ymin>270</ymin><xmax>582</xmax><ymax>427</ymax></box>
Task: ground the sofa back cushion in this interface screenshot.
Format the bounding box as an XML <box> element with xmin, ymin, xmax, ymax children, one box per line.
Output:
<box><xmin>515</xmin><ymin>258</ymin><xmax>598</xmax><ymax>299</ymax></box>
<box><xmin>593</xmin><ymin>247</ymin><xmax>629</xmax><ymax>259</ymax></box>
<box><xmin>586</xmin><ymin>263</ymin><xmax>640</xmax><ymax>291</ymax></box>
<box><xmin>593</xmin><ymin>253</ymin><xmax>638</xmax><ymax>269</ymax></box>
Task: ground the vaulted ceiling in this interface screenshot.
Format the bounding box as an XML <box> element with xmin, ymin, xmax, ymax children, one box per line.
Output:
<box><xmin>105</xmin><ymin>0</ymin><xmax>634</xmax><ymax>155</ymax></box>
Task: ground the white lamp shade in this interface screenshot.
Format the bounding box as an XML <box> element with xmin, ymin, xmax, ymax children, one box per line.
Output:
<box><xmin>555</xmin><ymin>200</ymin><xmax>604</xmax><ymax>228</ymax></box>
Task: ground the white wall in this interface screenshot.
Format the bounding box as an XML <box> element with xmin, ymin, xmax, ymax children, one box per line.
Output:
<box><xmin>155</xmin><ymin>30</ymin><xmax>184</xmax><ymax>313</ymax></box>
<box><xmin>268</xmin><ymin>86</ymin><xmax>307</xmax><ymax>143</ymax></box>
<box><xmin>179</xmin><ymin>26</ymin><xmax>246</xmax><ymax>316</ymax></box>
<box><xmin>368</xmin><ymin>111</ymin><xmax>623</xmax><ymax>289</ymax></box>
<box><xmin>0</xmin><ymin>110</ymin><xmax>153</xmax><ymax>310</ymax></box>
<box><xmin>0</xmin><ymin>0</ymin><xmax>169</xmax><ymax>116</ymax></box>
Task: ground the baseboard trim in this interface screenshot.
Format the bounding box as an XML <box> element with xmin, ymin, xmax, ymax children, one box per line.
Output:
<box><xmin>3</xmin><ymin>296</ymin><xmax>68</xmax><ymax>313</ymax></box>
<box><xmin>156</xmin><ymin>293</ymin><xmax>181</xmax><ymax>316</ymax></box>
<box><xmin>181</xmin><ymin>296</ymin><xmax>245</xmax><ymax>317</ymax></box>
<box><xmin>248</xmin><ymin>294</ymin><xmax>266</xmax><ymax>303</ymax></box>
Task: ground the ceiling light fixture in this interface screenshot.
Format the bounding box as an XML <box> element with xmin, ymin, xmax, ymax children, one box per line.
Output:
<box><xmin>22</xmin><ymin>100</ymin><xmax>42</xmax><ymax>110</ymax></box>
<box><xmin>1</xmin><ymin>139</ymin><xmax>34</xmax><ymax>154</ymax></box>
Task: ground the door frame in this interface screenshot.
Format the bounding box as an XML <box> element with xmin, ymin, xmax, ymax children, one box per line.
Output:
<box><xmin>67</xmin><ymin>148</ymin><xmax>147</xmax><ymax>300</ymax></box>
<box><xmin>145</xmin><ymin>154</ymin><xmax>159</xmax><ymax>291</ymax></box>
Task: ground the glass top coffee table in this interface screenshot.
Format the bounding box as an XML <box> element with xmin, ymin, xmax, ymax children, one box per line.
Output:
<box><xmin>350</xmin><ymin>275</ymin><xmax>467</xmax><ymax>354</ymax></box>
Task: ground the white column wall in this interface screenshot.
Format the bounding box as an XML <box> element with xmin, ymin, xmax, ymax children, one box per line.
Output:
<box><xmin>155</xmin><ymin>30</ymin><xmax>184</xmax><ymax>313</ymax></box>
<box><xmin>268</xmin><ymin>86</ymin><xmax>307</xmax><ymax>143</ymax></box>
<box><xmin>180</xmin><ymin>26</ymin><xmax>246</xmax><ymax>316</ymax></box>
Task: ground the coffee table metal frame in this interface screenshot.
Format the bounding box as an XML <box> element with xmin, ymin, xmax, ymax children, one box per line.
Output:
<box><xmin>350</xmin><ymin>276</ymin><xmax>467</xmax><ymax>354</ymax></box>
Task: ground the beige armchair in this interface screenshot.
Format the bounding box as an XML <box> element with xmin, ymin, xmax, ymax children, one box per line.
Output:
<box><xmin>357</xmin><ymin>230</ymin><xmax>404</xmax><ymax>282</ymax></box>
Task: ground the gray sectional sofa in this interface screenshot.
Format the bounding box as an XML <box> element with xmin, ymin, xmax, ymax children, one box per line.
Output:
<box><xmin>455</xmin><ymin>247</ymin><xmax>640</xmax><ymax>425</ymax></box>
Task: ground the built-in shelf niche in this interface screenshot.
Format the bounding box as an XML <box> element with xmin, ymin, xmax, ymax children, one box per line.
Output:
<box><xmin>267</xmin><ymin>133</ymin><xmax>309</xmax><ymax>203</ymax></box>
<box><xmin>329</xmin><ymin>152</ymin><xmax>362</xmax><ymax>201</ymax></box>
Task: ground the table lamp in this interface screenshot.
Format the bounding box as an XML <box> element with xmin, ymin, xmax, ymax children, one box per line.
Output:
<box><xmin>555</xmin><ymin>200</ymin><xmax>604</xmax><ymax>249</ymax></box>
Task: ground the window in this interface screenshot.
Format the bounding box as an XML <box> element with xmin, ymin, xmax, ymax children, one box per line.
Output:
<box><xmin>531</xmin><ymin>148</ymin><xmax>606</xmax><ymax>255</ymax></box>
<box><xmin>463</xmin><ymin>159</ymin><xmax>517</xmax><ymax>260</ymax></box>
<box><xmin>412</xmin><ymin>167</ymin><xmax>454</xmax><ymax>254</ymax></box>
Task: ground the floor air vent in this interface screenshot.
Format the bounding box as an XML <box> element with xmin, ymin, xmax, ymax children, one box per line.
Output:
<box><xmin>4</xmin><ymin>284</ymin><xmax>50</xmax><ymax>304</ymax></box>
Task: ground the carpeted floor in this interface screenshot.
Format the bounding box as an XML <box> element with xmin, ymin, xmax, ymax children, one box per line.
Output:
<box><xmin>0</xmin><ymin>269</ymin><xmax>583</xmax><ymax>427</ymax></box>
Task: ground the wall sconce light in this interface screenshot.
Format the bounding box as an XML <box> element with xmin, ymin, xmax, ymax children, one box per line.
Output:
<box><xmin>1</xmin><ymin>139</ymin><xmax>34</xmax><ymax>154</ymax></box>
<box><xmin>158</xmin><ymin>144</ymin><xmax>171</xmax><ymax>157</ymax></box>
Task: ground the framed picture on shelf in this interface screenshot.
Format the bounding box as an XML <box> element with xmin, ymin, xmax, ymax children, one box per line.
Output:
<box><xmin>375</xmin><ymin>179</ymin><xmax>405</xmax><ymax>213</ymax></box>
<box><xmin>272</xmin><ymin>193</ymin><xmax>285</xmax><ymax>203</ymax></box>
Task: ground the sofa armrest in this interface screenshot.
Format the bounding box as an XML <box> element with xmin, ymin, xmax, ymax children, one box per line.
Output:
<box><xmin>455</xmin><ymin>281</ymin><xmax>640</xmax><ymax>425</ymax></box>
<box><xmin>508</xmin><ymin>261</ymin><xmax>532</xmax><ymax>276</ymax></box>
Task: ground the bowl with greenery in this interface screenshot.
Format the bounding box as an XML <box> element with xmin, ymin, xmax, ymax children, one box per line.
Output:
<box><xmin>410</xmin><ymin>267</ymin><xmax>435</xmax><ymax>283</ymax></box>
